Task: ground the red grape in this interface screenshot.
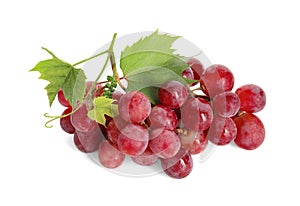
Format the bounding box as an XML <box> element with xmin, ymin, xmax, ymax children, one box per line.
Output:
<box><xmin>60</xmin><ymin>107</ymin><xmax>75</xmax><ymax>134</ymax></box>
<box><xmin>200</xmin><ymin>64</ymin><xmax>234</xmax><ymax>97</ymax></box>
<box><xmin>147</xmin><ymin>105</ymin><xmax>178</xmax><ymax>130</ymax></box>
<box><xmin>182</xmin><ymin>67</ymin><xmax>194</xmax><ymax>80</ymax></box>
<box><xmin>207</xmin><ymin>116</ymin><xmax>237</xmax><ymax>146</ymax></box>
<box><xmin>74</xmin><ymin>127</ymin><xmax>103</xmax><ymax>153</ymax></box>
<box><xmin>233</xmin><ymin>113</ymin><xmax>265</xmax><ymax>150</ymax></box>
<box><xmin>161</xmin><ymin>148</ymin><xmax>193</xmax><ymax>179</ymax></box>
<box><xmin>158</xmin><ymin>80</ymin><xmax>188</xmax><ymax>109</ymax></box>
<box><xmin>180</xmin><ymin>129</ymin><xmax>208</xmax><ymax>155</ymax></box>
<box><xmin>181</xmin><ymin>98</ymin><xmax>213</xmax><ymax>131</ymax></box>
<box><xmin>187</xmin><ymin>57</ymin><xmax>204</xmax><ymax>80</ymax></box>
<box><xmin>235</xmin><ymin>84</ymin><xmax>266</xmax><ymax>113</ymax></box>
<box><xmin>71</xmin><ymin>103</ymin><xmax>98</xmax><ymax>132</ymax></box>
<box><xmin>117</xmin><ymin>124</ymin><xmax>149</xmax><ymax>156</ymax></box>
<box><xmin>149</xmin><ymin>128</ymin><xmax>181</xmax><ymax>159</ymax></box>
<box><xmin>58</xmin><ymin>89</ymin><xmax>71</xmax><ymax>107</ymax></box>
<box><xmin>131</xmin><ymin>146</ymin><xmax>158</xmax><ymax>166</ymax></box>
<box><xmin>118</xmin><ymin>91</ymin><xmax>151</xmax><ymax>124</ymax></box>
<box><xmin>106</xmin><ymin>115</ymin><xmax>128</xmax><ymax>146</ymax></box>
<box><xmin>98</xmin><ymin>140</ymin><xmax>125</xmax><ymax>169</ymax></box>
<box><xmin>212</xmin><ymin>92</ymin><xmax>240</xmax><ymax>118</ymax></box>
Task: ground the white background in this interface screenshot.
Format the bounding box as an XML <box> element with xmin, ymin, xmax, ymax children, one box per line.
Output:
<box><xmin>1</xmin><ymin>0</ymin><xmax>299</xmax><ymax>205</ymax></box>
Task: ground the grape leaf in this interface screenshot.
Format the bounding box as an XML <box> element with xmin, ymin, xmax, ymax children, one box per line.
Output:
<box><xmin>120</xmin><ymin>30</ymin><xmax>181</xmax><ymax>74</ymax></box>
<box><xmin>120</xmin><ymin>31</ymin><xmax>190</xmax><ymax>103</ymax></box>
<box><xmin>87</xmin><ymin>96</ymin><xmax>118</xmax><ymax>126</ymax></box>
<box><xmin>30</xmin><ymin>48</ymin><xmax>86</xmax><ymax>108</ymax></box>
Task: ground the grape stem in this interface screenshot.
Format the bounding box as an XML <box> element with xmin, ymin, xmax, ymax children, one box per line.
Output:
<box><xmin>72</xmin><ymin>50</ymin><xmax>109</xmax><ymax>67</ymax></box>
<box><xmin>108</xmin><ymin>41</ymin><xmax>126</xmax><ymax>91</ymax></box>
<box><xmin>44</xmin><ymin>33</ymin><xmax>119</xmax><ymax>128</ymax></box>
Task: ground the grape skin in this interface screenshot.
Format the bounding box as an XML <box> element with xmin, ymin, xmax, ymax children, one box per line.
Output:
<box><xmin>58</xmin><ymin>89</ymin><xmax>71</xmax><ymax>107</ymax></box>
<box><xmin>161</xmin><ymin>148</ymin><xmax>193</xmax><ymax>179</ymax></box>
<box><xmin>71</xmin><ymin>103</ymin><xmax>98</xmax><ymax>132</ymax></box>
<box><xmin>207</xmin><ymin>116</ymin><xmax>237</xmax><ymax>146</ymax></box>
<box><xmin>73</xmin><ymin>127</ymin><xmax>103</xmax><ymax>153</ymax></box>
<box><xmin>117</xmin><ymin>124</ymin><xmax>149</xmax><ymax>157</ymax></box>
<box><xmin>147</xmin><ymin>105</ymin><xmax>178</xmax><ymax>130</ymax></box>
<box><xmin>200</xmin><ymin>64</ymin><xmax>234</xmax><ymax>97</ymax></box>
<box><xmin>149</xmin><ymin>128</ymin><xmax>181</xmax><ymax>159</ymax></box>
<box><xmin>118</xmin><ymin>91</ymin><xmax>151</xmax><ymax>124</ymax></box>
<box><xmin>233</xmin><ymin>113</ymin><xmax>265</xmax><ymax>150</ymax></box>
<box><xmin>158</xmin><ymin>81</ymin><xmax>188</xmax><ymax>109</ymax></box>
<box><xmin>60</xmin><ymin>107</ymin><xmax>75</xmax><ymax>134</ymax></box>
<box><xmin>187</xmin><ymin>57</ymin><xmax>205</xmax><ymax>80</ymax></box>
<box><xmin>131</xmin><ymin>146</ymin><xmax>158</xmax><ymax>166</ymax></box>
<box><xmin>98</xmin><ymin>140</ymin><xmax>125</xmax><ymax>169</ymax></box>
<box><xmin>106</xmin><ymin>115</ymin><xmax>128</xmax><ymax>146</ymax></box>
<box><xmin>180</xmin><ymin>129</ymin><xmax>208</xmax><ymax>155</ymax></box>
<box><xmin>181</xmin><ymin>98</ymin><xmax>213</xmax><ymax>131</ymax></box>
<box><xmin>235</xmin><ymin>84</ymin><xmax>266</xmax><ymax>113</ymax></box>
<box><xmin>212</xmin><ymin>92</ymin><xmax>240</xmax><ymax>118</ymax></box>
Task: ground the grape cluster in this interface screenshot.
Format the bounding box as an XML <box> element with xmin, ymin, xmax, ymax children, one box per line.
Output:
<box><xmin>58</xmin><ymin>58</ymin><xmax>266</xmax><ymax>179</ymax></box>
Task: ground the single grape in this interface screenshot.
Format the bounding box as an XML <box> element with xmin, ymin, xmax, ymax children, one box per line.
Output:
<box><xmin>60</xmin><ymin>107</ymin><xmax>75</xmax><ymax>134</ymax></box>
<box><xmin>200</xmin><ymin>64</ymin><xmax>234</xmax><ymax>97</ymax></box>
<box><xmin>187</xmin><ymin>57</ymin><xmax>205</xmax><ymax>80</ymax></box>
<box><xmin>158</xmin><ymin>81</ymin><xmax>188</xmax><ymax>109</ymax></box>
<box><xmin>71</xmin><ymin>103</ymin><xmax>97</xmax><ymax>132</ymax></box>
<box><xmin>131</xmin><ymin>146</ymin><xmax>158</xmax><ymax>166</ymax></box>
<box><xmin>180</xmin><ymin>129</ymin><xmax>208</xmax><ymax>155</ymax></box>
<box><xmin>233</xmin><ymin>113</ymin><xmax>265</xmax><ymax>150</ymax></box>
<box><xmin>212</xmin><ymin>91</ymin><xmax>240</xmax><ymax>117</ymax></box>
<box><xmin>118</xmin><ymin>91</ymin><xmax>151</xmax><ymax>124</ymax></box>
<box><xmin>181</xmin><ymin>98</ymin><xmax>213</xmax><ymax>131</ymax></box>
<box><xmin>58</xmin><ymin>89</ymin><xmax>71</xmax><ymax>107</ymax></box>
<box><xmin>161</xmin><ymin>148</ymin><xmax>193</xmax><ymax>179</ymax></box>
<box><xmin>235</xmin><ymin>84</ymin><xmax>266</xmax><ymax>113</ymax></box>
<box><xmin>98</xmin><ymin>140</ymin><xmax>125</xmax><ymax>169</ymax></box>
<box><xmin>117</xmin><ymin>124</ymin><xmax>149</xmax><ymax>156</ymax></box>
<box><xmin>147</xmin><ymin>105</ymin><xmax>178</xmax><ymax>130</ymax></box>
<box><xmin>149</xmin><ymin>128</ymin><xmax>181</xmax><ymax>159</ymax></box>
<box><xmin>106</xmin><ymin>115</ymin><xmax>128</xmax><ymax>146</ymax></box>
<box><xmin>207</xmin><ymin>116</ymin><xmax>237</xmax><ymax>146</ymax></box>
<box><xmin>74</xmin><ymin>127</ymin><xmax>103</xmax><ymax>153</ymax></box>
<box><xmin>182</xmin><ymin>67</ymin><xmax>194</xmax><ymax>80</ymax></box>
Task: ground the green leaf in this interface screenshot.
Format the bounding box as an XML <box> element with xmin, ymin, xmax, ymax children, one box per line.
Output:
<box><xmin>120</xmin><ymin>31</ymin><xmax>191</xmax><ymax>103</ymax></box>
<box><xmin>30</xmin><ymin>48</ymin><xmax>86</xmax><ymax>108</ymax></box>
<box><xmin>87</xmin><ymin>96</ymin><xmax>118</xmax><ymax>126</ymax></box>
<box><xmin>120</xmin><ymin>30</ymin><xmax>181</xmax><ymax>74</ymax></box>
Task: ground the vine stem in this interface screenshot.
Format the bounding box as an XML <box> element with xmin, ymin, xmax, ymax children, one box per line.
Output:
<box><xmin>109</xmin><ymin>45</ymin><xmax>126</xmax><ymax>91</ymax></box>
<box><xmin>72</xmin><ymin>50</ymin><xmax>108</xmax><ymax>67</ymax></box>
<box><xmin>44</xmin><ymin>33</ymin><xmax>119</xmax><ymax>128</ymax></box>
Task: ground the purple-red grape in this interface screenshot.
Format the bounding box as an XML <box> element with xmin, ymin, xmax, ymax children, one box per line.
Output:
<box><xmin>118</xmin><ymin>91</ymin><xmax>151</xmax><ymax>124</ymax></box>
<box><xmin>233</xmin><ymin>113</ymin><xmax>265</xmax><ymax>150</ymax></box>
<box><xmin>98</xmin><ymin>140</ymin><xmax>125</xmax><ymax>169</ymax></box>
<box><xmin>161</xmin><ymin>148</ymin><xmax>193</xmax><ymax>179</ymax></box>
<box><xmin>71</xmin><ymin>103</ymin><xmax>98</xmax><ymax>132</ymax></box>
<box><xmin>73</xmin><ymin>127</ymin><xmax>103</xmax><ymax>153</ymax></box>
<box><xmin>106</xmin><ymin>115</ymin><xmax>128</xmax><ymax>146</ymax></box>
<box><xmin>158</xmin><ymin>80</ymin><xmax>188</xmax><ymax>109</ymax></box>
<box><xmin>147</xmin><ymin>105</ymin><xmax>178</xmax><ymax>130</ymax></box>
<box><xmin>180</xmin><ymin>129</ymin><xmax>208</xmax><ymax>155</ymax></box>
<box><xmin>60</xmin><ymin>107</ymin><xmax>75</xmax><ymax>134</ymax></box>
<box><xmin>235</xmin><ymin>84</ymin><xmax>266</xmax><ymax>113</ymax></box>
<box><xmin>149</xmin><ymin>128</ymin><xmax>181</xmax><ymax>159</ymax></box>
<box><xmin>131</xmin><ymin>146</ymin><xmax>158</xmax><ymax>166</ymax></box>
<box><xmin>117</xmin><ymin>124</ymin><xmax>149</xmax><ymax>156</ymax></box>
<box><xmin>207</xmin><ymin>116</ymin><xmax>237</xmax><ymax>146</ymax></box>
<box><xmin>187</xmin><ymin>57</ymin><xmax>204</xmax><ymax>80</ymax></box>
<box><xmin>58</xmin><ymin>89</ymin><xmax>71</xmax><ymax>107</ymax></box>
<box><xmin>181</xmin><ymin>98</ymin><xmax>213</xmax><ymax>131</ymax></box>
<box><xmin>200</xmin><ymin>64</ymin><xmax>234</xmax><ymax>97</ymax></box>
<box><xmin>212</xmin><ymin>91</ymin><xmax>240</xmax><ymax>118</ymax></box>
